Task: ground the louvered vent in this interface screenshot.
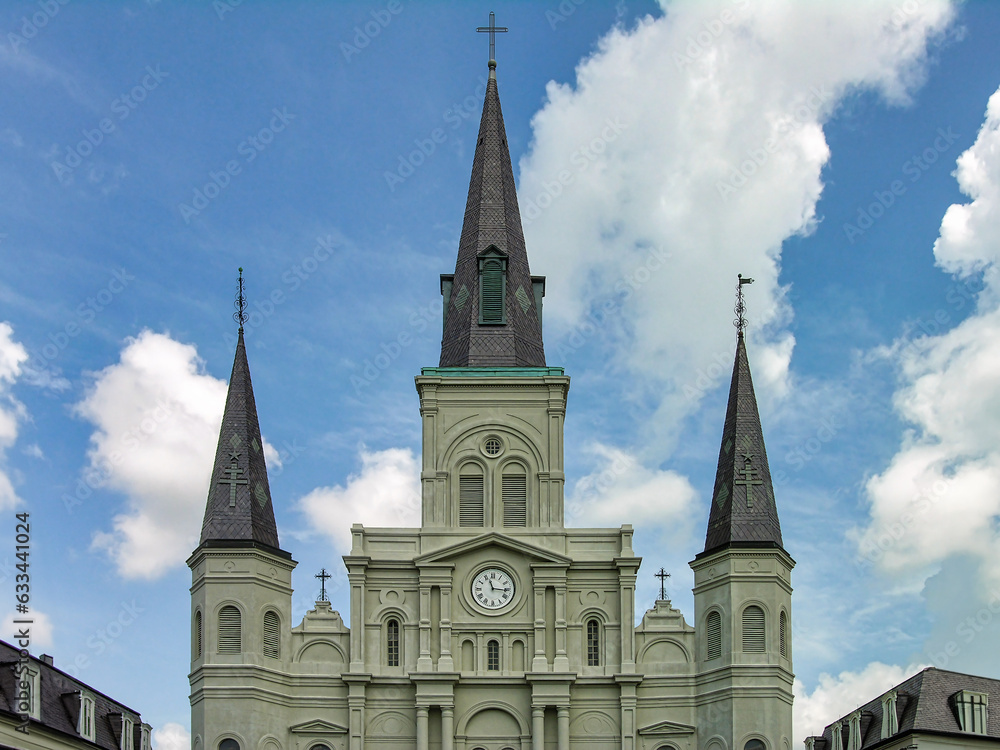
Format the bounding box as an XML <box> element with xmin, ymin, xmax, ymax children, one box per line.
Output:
<box><xmin>742</xmin><ymin>606</ymin><xmax>765</xmax><ymax>653</ymax></box>
<box><xmin>459</xmin><ymin>475</ymin><xmax>484</xmax><ymax>527</ymax></box>
<box><xmin>480</xmin><ymin>261</ymin><xmax>504</xmax><ymax>324</ymax></box>
<box><xmin>706</xmin><ymin>610</ymin><xmax>722</xmax><ymax>660</ymax></box>
<box><xmin>194</xmin><ymin>610</ymin><xmax>202</xmax><ymax>659</ymax></box>
<box><xmin>263</xmin><ymin>611</ymin><xmax>280</xmax><ymax>658</ymax></box>
<box><xmin>779</xmin><ymin>611</ymin><xmax>787</xmax><ymax>658</ymax></box>
<box><xmin>218</xmin><ymin>605</ymin><xmax>241</xmax><ymax>654</ymax></box>
<box><xmin>502</xmin><ymin>473</ymin><xmax>527</xmax><ymax>527</ymax></box>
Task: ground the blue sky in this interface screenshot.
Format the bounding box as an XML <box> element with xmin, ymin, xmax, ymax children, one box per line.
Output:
<box><xmin>2</xmin><ymin>0</ymin><xmax>1000</xmax><ymax>746</ymax></box>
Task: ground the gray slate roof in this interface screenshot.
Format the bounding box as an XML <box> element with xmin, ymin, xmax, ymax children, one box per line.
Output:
<box><xmin>0</xmin><ymin>640</ymin><xmax>145</xmax><ymax>749</ymax></box>
<box><xmin>198</xmin><ymin>329</ymin><xmax>284</xmax><ymax>553</ymax></box>
<box><xmin>439</xmin><ymin>63</ymin><xmax>546</xmax><ymax>368</ymax></box>
<box><xmin>702</xmin><ymin>332</ymin><xmax>784</xmax><ymax>555</ymax></box>
<box><xmin>812</xmin><ymin>667</ymin><xmax>1000</xmax><ymax>748</ymax></box>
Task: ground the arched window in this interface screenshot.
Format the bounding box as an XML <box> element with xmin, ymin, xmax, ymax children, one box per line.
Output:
<box><xmin>487</xmin><ymin>639</ymin><xmax>500</xmax><ymax>671</ymax></box>
<box><xmin>194</xmin><ymin>610</ymin><xmax>202</xmax><ymax>659</ymax></box>
<box><xmin>459</xmin><ymin>467</ymin><xmax>484</xmax><ymax>527</ymax></box>
<box><xmin>263</xmin><ymin>611</ymin><xmax>280</xmax><ymax>658</ymax></box>
<box><xmin>311</xmin><ymin>745</ymin><xmax>332</xmax><ymax>750</ymax></box>
<box><xmin>706</xmin><ymin>610</ymin><xmax>722</xmax><ymax>660</ymax></box>
<box><xmin>386</xmin><ymin>618</ymin><xmax>400</xmax><ymax>667</ymax></box>
<box><xmin>502</xmin><ymin>468</ymin><xmax>527</xmax><ymax>527</ymax></box>
<box><xmin>479</xmin><ymin>255</ymin><xmax>506</xmax><ymax>324</ymax></box>
<box><xmin>218</xmin><ymin>606</ymin><xmax>241</xmax><ymax>654</ymax></box>
<box><xmin>219</xmin><ymin>740</ymin><xmax>240</xmax><ymax>750</ymax></box>
<box><xmin>779</xmin><ymin>611</ymin><xmax>787</xmax><ymax>658</ymax></box>
<box><xmin>742</xmin><ymin>605</ymin><xmax>765</xmax><ymax>653</ymax></box>
<box><xmin>744</xmin><ymin>741</ymin><xmax>766</xmax><ymax>750</ymax></box>
<box><xmin>586</xmin><ymin>619</ymin><xmax>600</xmax><ymax>666</ymax></box>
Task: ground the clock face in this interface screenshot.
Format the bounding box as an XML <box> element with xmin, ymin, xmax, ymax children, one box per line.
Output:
<box><xmin>471</xmin><ymin>567</ymin><xmax>515</xmax><ymax>610</ymax></box>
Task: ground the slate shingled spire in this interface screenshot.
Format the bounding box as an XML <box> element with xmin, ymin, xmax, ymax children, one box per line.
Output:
<box><xmin>438</xmin><ymin>58</ymin><xmax>545</xmax><ymax>367</ymax></box>
<box><xmin>199</xmin><ymin>277</ymin><xmax>283</xmax><ymax>553</ymax></box>
<box><xmin>703</xmin><ymin>330</ymin><xmax>784</xmax><ymax>554</ymax></box>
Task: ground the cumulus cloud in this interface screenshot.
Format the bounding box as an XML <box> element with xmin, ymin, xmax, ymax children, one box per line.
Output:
<box><xmin>152</xmin><ymin>723</ymin><xmax>191</xmax><ymax>750</ymax></box>
<box><xmin>853</xmin><ymin>85</ymin><xmax>1000</xmax><ymax>590</ymax></box>
<box><xmin>794</xmin><ymin>661</ymin><xmax>926</xmax><ymax>743</ymax></box>
<box><xmin>2</xmin><ymin>608</ymin><xmax>54</xmax><ymax>650</ymax></box>
<box><xmin>299</xmin><ymin>447</ymin><xmax>421</xmax><ymax>552</ymax></box>
<box><xmin>0</xmin><ymin>322</ymin><xmax>29</xmax><ymax>510</ymax></box>
<box><xmin>520</xmin><ymin>0</ymin><xmax>955</xmax><ymax>447</ymax></box>
<box><xmin>78</xmin><ymin>331</ymin><xmax>231</xmax><ymax>579</ymax></box>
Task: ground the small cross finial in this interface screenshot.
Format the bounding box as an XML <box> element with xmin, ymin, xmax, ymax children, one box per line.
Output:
<box><xmin>734</xmin><ymin>273</ymin><xmax>754</xmax><ymax>335</ymax></box>
<box><xmin>315</xmin><ymin>568</ymin><xmax>331</xmax><ymax>601</ymax></box>
<box><xmin>477</xmin><ymin>11</ymin><xmax>508</xmax><ymax>69</ymax></box>
<box><xmin>234</xmin><ymin>267</ymin><xmax>248</xmax><ymax>333</ymax></box>
<box><xmin>655</xmin><ymin>568</ymin><xmax>671</xmax><ymax>601</ymax></box>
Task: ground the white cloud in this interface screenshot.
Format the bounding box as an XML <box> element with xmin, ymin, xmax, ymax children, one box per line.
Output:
<box><xmin>793</xmin><ymin>661</ymin><xmax>925</xmax><ymax>743</ymax></box>
<box><xmin>520</xmin><ymin>0</ymin><xmax>955</xmax><ymax>448</ymax></box>
<box><xmin>853</xmin><ymin>85</ymin><xmax>1000</xmax><ymax>590</ymax></box>
<box><xmin>152</xmin><ymin>723</ymin><xmax>191</xmax><ymax>750</ymax></box>
<box><xmin>566</xmin><ymin>443</ymin><xmax>697</xmax><ymax>533</ymax></box>
<box><xmin>78</xmin><ymin>330</ymin><xmax>230</xmax><ymax>580</ymax></box>
<box><xmin>0</xmin><ymin>321</ymin><xmax>28</xmax><ymax>510</ymax></box>
<box><xmin>2</xmin><ymin>608</ymin><xmax>54</xmax><ymax>650</ymax></box>
<box><xmin>299</xmin><ymin>447</ymin><xmax>421</xmax><ymax>552</ymax></box>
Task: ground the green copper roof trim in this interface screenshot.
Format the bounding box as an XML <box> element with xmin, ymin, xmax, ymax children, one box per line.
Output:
<box><xmin>421</xmin><ymin>367</ymin><xmax>565</xmax><ymax>377</ymax></box>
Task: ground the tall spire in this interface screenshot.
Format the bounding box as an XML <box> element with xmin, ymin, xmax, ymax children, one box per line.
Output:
<box><xmin>702</xmin><ymin>278</ymin><xmax>783</xmax><ymax>555</ymax></box>
<box><xmin>438</xmin><ymin>18</ymin><xmax>545</xmax><ymax>368</ymax></box>
<box><xmin>199</xmin><ymin>270</ymin><xmax>283</xmax><ymax>553</ymax></box>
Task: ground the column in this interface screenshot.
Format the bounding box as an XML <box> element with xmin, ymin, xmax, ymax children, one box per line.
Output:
<box><xmin>532</xmin><ymin>707</ymin><xmax>545</xmax><ymax>750</ymax></box>
<box><xmin>442</xmin><ymin>706</ymin><xmax>454</xmax><ymax>750</ymax></box>
<box><xmin>416</xmin><ymin>706</ymin><xmax>429</xmax><ymax>750</ymax></box>
<box><xmin>619</xmin><ymin>567</ymin><xmax>637</xmax><ymax>673</ymax></box>
<box><xmin>557</xmin><ymin>706</ymin><xmax>569</xmax><ymax>750</ymax></box>
<box><xmin>532</xmin><ymin>584</ymin><xmax>547</xmax><ymax>671</ymax></box>
<box><xmin>439</xmin><ymin>585</ymin><xmax>454</xmax><ymax>671</ymax></box>
<box><xmin>418</xmin><ymin>584</ymin><xmax>433</xmax><ymax>671</ymax></box>
<box><xmin>348</xmin><ymin>569</ymin><xmax>366</xmax><ymax>672</ymax></box>
<box><xmin>554</xmin><ymin>583</ymin><xmax>569</xmax><ymax>671</ymax></box>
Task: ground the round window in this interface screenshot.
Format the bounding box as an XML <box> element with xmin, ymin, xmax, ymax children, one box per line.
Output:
<box><xmin>483</xmin><ymin>437</ymin><xmax>503</xmax><ymax>457</ymax></box>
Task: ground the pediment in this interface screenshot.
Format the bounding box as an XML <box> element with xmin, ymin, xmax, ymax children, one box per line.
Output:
<box><xmin>477</xmin><ymin>244</ymin><xmax>508</xmax><ymax>259</ymax></box>
<box><xmin>414</xmin><ymin>532</ymin><xmax>571</xmax><ymax>566</ymax></box>
<box><xmin>289</xmin><ymin>719</ymin><xmax>348</xmax><ymax>734</ymax></box>
<box><xmin>638</xmin><ymin>720</ymin><xmax>696</xmax><ymax>736</ymax></box>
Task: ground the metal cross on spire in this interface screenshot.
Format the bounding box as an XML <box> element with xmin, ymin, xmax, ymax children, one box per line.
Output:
<box><xmin>477</xmin><ymin>11</ymin><xmax>508</xmax><ymax>66</ymax></box>
<box><xmin>655</xmin><ymin>568</ymin><xmax>671</xmax><ymax>601</ymax></box>
<box><xmin>734</xmin><ymin>273</ymin><xmax>755</xmax><ymax>335</ymax></box>
<box><xmin>315</xmin><ymin>568</ymin><xmax>331</xmax><ymax>602</ymax></box>
<box><xmin>234</xmin><ymin>267</ymin><xmax>248</xmax><ymax>333</ymax></box>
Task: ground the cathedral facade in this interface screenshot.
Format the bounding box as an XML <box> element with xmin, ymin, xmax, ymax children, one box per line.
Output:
<box><xmin>188</xmin><ymin>55</ymin><xmax>794</xmax><ymax>750</ymax></box>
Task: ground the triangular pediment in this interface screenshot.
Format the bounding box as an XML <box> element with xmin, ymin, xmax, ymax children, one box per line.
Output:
<box><xmin>477</xmin><ymin>244</ymin><xmax>508</xmax><ymax>259</ymax></box>
<box><xmin>289</xmin><ymin>719</ymin><xmax>348</xmax><ymax>734</ymax></box>
<box><xmin>638</xmin><ymin>720</ymin><xmax>696</xmax><ymax>736</ymax></box>
<box><xmin>414</xmin><ymin>532</ymin><xmax>570</xmax><ymax>566</ymax></box>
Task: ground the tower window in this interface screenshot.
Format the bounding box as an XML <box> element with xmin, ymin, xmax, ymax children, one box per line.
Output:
<box><xmin>386</xmin><ymin>618</ymin><xmax>400</xmax><ymax>667</ymax></box>
<box><xmin>706</xmin><ymin>610</ymin><xmax>722</xmax><ymax>660</ymax></box>
<box><xmin>263</xmin><ymin>611</ymin><xmax>280</xmax><ymax>659</ymax></box>
<box><xmin>586</xmin><ymin>619</ymin><xmax>600</xmax><ymax>666</ymax></box>
<box><xmin>478</xmin><ymin>251</ymin><xmax>507</xmax><ymax>325</ymax></box>
<box><xmin>779</xmin><ymin>610</ymin><xmax>787</xmax><ymax>658</ymax></box>
<box><xmin>194</xmin><ymin>610</ymin><xmax>202</xmax><ymax>659</ymax></box>
<box><xmin>487</xmin><ymin>639</ymin><xmax>500</xmax><ymax>671</ymax></box>
<box><xmin>218</xmin><ymin>605</ymin><xmax>241</xmax><ymax>654</ymax></box>
<box><xmin>502</xmin><ymin>470</ymin><xmax>527</xmax><ymax>527</ymax></box>
<box><xmin>742</xmin><ymin>605</ymin><xmax>765</xmax><ymax>653</ymax></box>
<box><xmin>459</xmin><ymin>472</ymin><xmax>485</xmax><ymax>527</ymax></box>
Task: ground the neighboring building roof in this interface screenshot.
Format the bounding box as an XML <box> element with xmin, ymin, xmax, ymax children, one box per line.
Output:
<box><xmin>438</xmin><ymin>60</ymin><xmax>546</xmax><ymax>368</ymax></box>
<box><xmin>198</xmin><ymin>327</ymin><xmax>286</xmax><ymax>555</ymax></box>
<box><xmin>810</xmin><ymin>667</ymin><xmax>1000</xmax><ymax>748</ymax></box>
<box><xmin>701</xmin><ymin>331</ymin><xmax>784</xmax><ymax>556</ymax></box>
<box><xmin>0</xmin><ymin>640</ymin><xmax>147</xmax><ymax>749</ymax></box>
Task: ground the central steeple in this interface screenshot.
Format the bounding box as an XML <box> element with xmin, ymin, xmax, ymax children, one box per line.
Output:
<box><xmin>438</xmin><ymin>48</ymin><xmax>546</xmax><ymax>367</ymax></box>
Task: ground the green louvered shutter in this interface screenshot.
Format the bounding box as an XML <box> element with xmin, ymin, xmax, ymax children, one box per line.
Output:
<box><xmin>480</xmin><ymin>260</ymin><xmax>505</xmax><ymax>324</ymax></box>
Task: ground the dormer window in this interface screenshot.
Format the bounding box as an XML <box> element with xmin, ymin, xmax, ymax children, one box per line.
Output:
<box><xmin>847</xmin><ymin>710</ymin><xmax>862</xmax><ymax>750</ymax></box>
<box><xmin>880</xmin><ymin>689</ymin><xmax>898</xmax><ymax>738</ymax></box>
<box><xmin>478</xmin><ymin>248</ymin><xmax>507</xmax><ymax>325</ymax></box>
<box><xmin>953</xmin><ymin>690</ymin><xmax>989</xmax><ymax>734</ymax></box>
<box><xmin>122</xmin><ymin>715</ymin><xmax>135</xmax><ymax>750</ymax></box>
<box><xmin>79</xmin><ymin>693</ymin><xmax>96</xmax><ymax>741</ymax></box>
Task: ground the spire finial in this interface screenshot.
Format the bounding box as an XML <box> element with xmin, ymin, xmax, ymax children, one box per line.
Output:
<box><xmin>234</xmin><ymin>267</ymin><xmax>247</xmax><ymax>333</ymax></box>
<box><xmin>734</xmin><ymin>273</ymin><xmax>754</xmax><ymax>336</ymax></box>
<box><xmin>655</xmin><ymin>568</ymin><xmax>671</xmax><ymax>601</ymax></box>
<box><xmin>315</xmin><ymin>568</ymin><xmax>331</xmax><ymax>602</ymax></box>
<box><xmin>477</xmin><ymin>11</ymin><xmax>508</xmax><ymax>75</ymax></box>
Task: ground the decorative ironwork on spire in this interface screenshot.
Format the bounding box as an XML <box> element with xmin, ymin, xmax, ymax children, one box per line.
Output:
<box><xmin>734</xmin><ymin>273</ymin><xmax>754</xmax><ymax>336</ymax></box>
<box><xmin>316</xmin><ymin>568</ymin><xmax>331</xmax><ymax>602</ymax></box>
<box><xmin>655</xmin><ymin>568</ymin><xmax>671</xmax><ymax>600</ymax></box>
<box><xmin>234</xmin><ymin>267</ymin><xmax>248</xmax><ymax>332</ymax></box>
<box><xmin>477</xmin><ymin>11</ymin><xmax>507</xmax><ymax>75</ymax></box>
